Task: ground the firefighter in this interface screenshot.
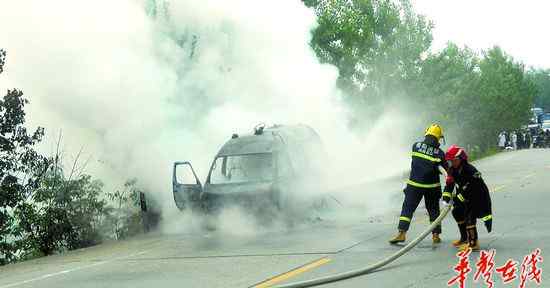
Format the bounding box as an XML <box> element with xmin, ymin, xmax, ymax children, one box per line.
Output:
<box><xmin>442</xmin><ymin>145</ymin><xmax>493</xmax><ymax>251</ymax></box>
<box><xmin>389</xmin><ymin>124</ymin><xmax>448</xmax><ymax>245</ymax></box>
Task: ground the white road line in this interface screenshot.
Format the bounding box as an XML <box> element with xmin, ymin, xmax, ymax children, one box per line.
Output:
<box><xmin>0</xmin><ymin>250</ymin><xmax>150</xmax><ymax>288</ymax></box>
<box><xmin>522</xmin><ymin>173</ymin><xmax>536</xmax><ymax>180</ymax></box>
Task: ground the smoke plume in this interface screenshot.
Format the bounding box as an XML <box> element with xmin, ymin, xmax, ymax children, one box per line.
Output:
<box><xmin>0</xmin><ymin>0</ymin><xmax>416</xmax><ymax>231</ymax></box>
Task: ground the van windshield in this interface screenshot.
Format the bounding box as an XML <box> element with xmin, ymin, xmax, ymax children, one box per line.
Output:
<box><xmin>210</xmin><ymin>153</ymin><xmax>273</xmax><ymax>184</ymax></box>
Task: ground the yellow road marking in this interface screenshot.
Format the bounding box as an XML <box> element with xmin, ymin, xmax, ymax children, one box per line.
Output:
<box><xmin>253</xmin><ymin>257</ymin><xmax>331</xmax><ymax>288</ymax></box>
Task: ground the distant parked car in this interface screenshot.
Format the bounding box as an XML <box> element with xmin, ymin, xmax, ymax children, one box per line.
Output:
<box><xmin>542</xmin><ymin>113</ymin><xmax>550</xmax><ymax>123</ymax></box>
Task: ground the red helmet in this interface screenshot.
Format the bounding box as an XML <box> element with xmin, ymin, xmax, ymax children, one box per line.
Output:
<box><xmin>445</xmin><ymin>145</ymin><xmax>468</xmax><ymax>161</ymax></box>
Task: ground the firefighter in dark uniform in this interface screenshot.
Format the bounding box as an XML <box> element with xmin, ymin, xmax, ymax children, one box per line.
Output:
<box><xmin>443</xmin><ymin>145</ymin><xmax>493</xmax><ymax>251</ymax></box>
<box><xmin>389</xmin><ymin>124</ymin><xmax>448</xmax><ymax>245</ymax></box>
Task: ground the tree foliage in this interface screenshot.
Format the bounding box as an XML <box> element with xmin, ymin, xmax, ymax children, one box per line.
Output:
<box><xmin>419</xmin><ymin>45</ymin><xmax>535</xmax><ymax>150</ymax></box>
<box><xmin>105</xmin><ymin>179</ymin><xmax>145</xmax><ymax>240</ymax></box>
<box><xmin>474</xmin><ymin>47</ymin><xmax>535</xmax><ymax>147</ymax></box>
<box><xmin>418</xmin><ymin>43</ymin><xmax>481</xmax><ymax>140</ymax></box>
<box><xmin>305</xmin><ymin>1</ymin><xmax>538</xmax><ymax>151</ymax></box>
<box><xmin>527</xmin><ymin>69</ymin><xmax>550</xmax><ymax>110</ymax></box>
<box><xmin>0</xmin><ymin>49</ymin><xmax>48</xmax><ymax>264</ymax></box>
<box><xmin>16</xmin><ymin>169</ymin><xmax>108</xmax><ymax>256</ymax></box>
<box><xmin>306</xmin><ymin>0</ymin><xmax>433</xmax><ymax>128</ymax></box>
<box><xmin>0</xmin><ymin>50</ymin><xmax>156</xmax><ymax>265</ymax></box>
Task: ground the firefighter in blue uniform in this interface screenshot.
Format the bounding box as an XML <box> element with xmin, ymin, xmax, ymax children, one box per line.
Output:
<box><xmin>389</xmin><ymin>124</ymin><xmax>448</xmax><ymax>245</ymax></box>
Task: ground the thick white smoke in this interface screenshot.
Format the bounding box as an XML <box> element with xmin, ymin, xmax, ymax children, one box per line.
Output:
<box><xmin>0</xmin><ymin>0</ymin><xmax>415</xmax><ymax>231</ymax></box>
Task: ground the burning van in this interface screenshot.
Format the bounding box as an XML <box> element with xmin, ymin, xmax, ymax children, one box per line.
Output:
<box><xmin>172</xmin><ymin>124</ymin><xmax>326</xmax><ymax>215</ymax></box>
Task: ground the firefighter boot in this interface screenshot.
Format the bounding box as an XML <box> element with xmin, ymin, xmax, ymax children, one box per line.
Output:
<box><xmin>459</xmin><ymin>226</ymin><xmax>480</xmax><ymax>251</ymax></box>
<box><xmin>452</xmin><ymin>222</ymin><xmax>468</xmax><ymax>247</ymax></box>
<box><xmin>389</xmin><ymin>230</ymin><xmax>406</xmax><ymax>244</ymax></box>
<box><xmin>432</xmin><ymin>233</ymin><xmax>441</xmax><ymax>244</ymax></box>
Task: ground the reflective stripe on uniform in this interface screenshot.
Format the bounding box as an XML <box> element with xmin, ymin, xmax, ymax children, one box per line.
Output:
<box><xmin>442</xmin><ymin>192</ymin><xmax>452</xmax><ymax>198</ymax></box>
<box><xmin>481</xmin><ymin>214</ymin><xmax>492</xmax><ymax>222</ymax></box>
<box><xmin>399</xmin><ymin>216</ymin><xmax>411</xmax><ymax>222</ymax></box>
<box><xmin>466</xmin><ymin>225</ymin><xmax>476</xmax><ymax>229</ymax></box>
<box><xmin>412</xmin><ymin>152</ymin><xmax>441</xmax><ymax>163</ymax></box>
<box><xmin>407</xmin><ymin>179</ymin><xmax>441</xmax><ymax>188</ymax></box>
<box><xmin>457</xmin><ymin>194</ymin><xmax>465</xmax><ymax>202</ymax></box>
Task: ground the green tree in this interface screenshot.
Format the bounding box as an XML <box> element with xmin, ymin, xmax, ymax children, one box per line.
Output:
<box><xmin>419</xmin><ymin>43</ymin><xmax>481</xmax><ymax>143</ymax></box>
<box><xmin>474</xmin><ymin>47</ymin><xmax>536</xmax><ymax>148</ymax></box>
<box><xmin>420</xmin><ymin>45</ymin><xmax>536</xmax><ymax>151</ymax></box>
<box><xmin>305</xmin><ymin>0</ymin><xmax>433</xmax><ymax>128</ymax></box>
<box><xmin>304</xmin><ymin>1</ymin><xmax>536</xmax><ymax>153</ymax></box>
<box><xmin>17</xmin><ymin>168</ymin><xmax>109</xmax><ymax>256</ymax></box>
<box><xmin>527</xmin><ymin>69</ymin><xmax>550</xmax><ymax>110</ymax></box>
<box><xmin>0</xmin><ymin>49</ymin><xmax>48</xmax><ymax>264</ymax></box>
<box><xmin>1</xmin><ymin>50</ymin><xmax>112</xmax><ymax>263</ymax></box>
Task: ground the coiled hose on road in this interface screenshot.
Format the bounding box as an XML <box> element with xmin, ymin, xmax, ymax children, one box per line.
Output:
<box><xmin>274</xmin><ymin>202</ymin><xmax>454</xmax><ymax>288</ymax></box>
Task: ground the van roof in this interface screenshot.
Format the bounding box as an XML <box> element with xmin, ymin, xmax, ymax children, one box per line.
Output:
<box><xmin>216</xmin><ymin>124</ymin><xmax>319</xmax><ymax>156</ymax></box>
<box><xmin>218</xmin><ymin>134</ymin><xmax>276</xmax><ymax>156</ymax></box>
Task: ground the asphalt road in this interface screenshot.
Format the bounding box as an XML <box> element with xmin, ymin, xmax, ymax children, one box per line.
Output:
<box><xmin>1</xmin><ymin>149</ymin><xmax>548</xmax><ymax>288</ymax></box>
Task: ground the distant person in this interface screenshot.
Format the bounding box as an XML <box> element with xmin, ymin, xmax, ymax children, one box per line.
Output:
<box><xmin>498</xmin><ymin>131</ymin><xmax>506</xmax><ymax>150</ymax></box>
<box><xmin>535</xmin><ymin>129</ymin><xmax>545</xmax><ymax>148</ymax></box>
<box><xmin>511</xmin><ymin>131</ymin><xmax>518</xmax><ymax>150</ymax></box>
<box><xmin>442</xmin><ymin>145</ymin><xmax>493</xmax><ymax>251</ymax></box>
<box><xmin>525</xmin><ymin>130</ymin><xmax>533</xmax><ymax>149</ymax></box>
<box><xmin>389</xmin><ymin>124</ymin><xmax>448</xmax><ymax>245</ymax></box>
<box><xmin>518</xmin><ymin>131</ymin><xmax>525</xmax><ymax>149</ymax></box>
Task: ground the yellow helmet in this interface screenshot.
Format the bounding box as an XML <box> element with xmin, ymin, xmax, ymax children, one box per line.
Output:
<box><xmin>425</xmin><ymin>124</ymin><xmax>444</xmax><ymax>140</ymax></box>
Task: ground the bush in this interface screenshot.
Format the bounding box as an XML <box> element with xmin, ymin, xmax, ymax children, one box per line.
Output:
<box><xmin>105</xmin><ymin>179</ymin><xmax>144</xmax><ymax>240</ymax></box>
<box><xmin>0</xmin><ymin>49</ymin><xmax>157</xmax><ymax>265</ymax></box>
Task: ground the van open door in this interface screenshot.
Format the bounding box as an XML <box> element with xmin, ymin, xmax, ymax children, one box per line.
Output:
<box><xmin>173</xmin><ymin>161</ymin><xmax>202</xmax><ymax>210</ymax></box>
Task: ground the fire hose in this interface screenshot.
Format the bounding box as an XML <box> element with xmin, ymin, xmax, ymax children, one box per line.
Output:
<box><xmin>274</xmin><ymin>201</ymin><xmax>454</xmax><ymax>288</ymax></box>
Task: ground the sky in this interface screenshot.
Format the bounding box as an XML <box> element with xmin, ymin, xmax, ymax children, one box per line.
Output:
<box><xmin>413</xmin><ymin>0</ymin><xmax>550</xmax><ymax>69</ymax></box>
